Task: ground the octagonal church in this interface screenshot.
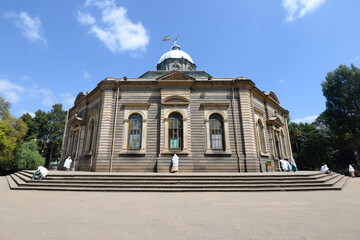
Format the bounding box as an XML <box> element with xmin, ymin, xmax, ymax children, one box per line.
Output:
<box><xmin>61</xmin><ymin>42</ymin><xmax>292</xmax><ymax>172</ymax></box>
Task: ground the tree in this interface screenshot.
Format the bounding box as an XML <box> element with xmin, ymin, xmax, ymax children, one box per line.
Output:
<box><xmin>288</xmin><ymin>121</ymin><xmax>330</xmax><ymax>170</ymax></box>
<box><xmin>45</xmin><ymin>104</ymin><xmax>66</xmax><ymax>168</ymax></box>
<box><xmin>319</xmin><ymin>64</ymin><xmax>360</xmax><ymax>172</ymax></box>
<box><xmin>0</xmin><ymin>96</ymin><xmax>27</xmax><ymax>174</ymax></box>
<box><xmin>15</xmin><ymin>140</ymin><xmax>45</xmax><ymax>170</ymax></box>
<box><xmin>20</xmin><ymin>104</ymin><xmax>66</xmax><ymax>168</ymax></box>
<box><xmin>20</xmin><ymin>113</ymin><xmax>37</xmax><ymax>141</ymax></box>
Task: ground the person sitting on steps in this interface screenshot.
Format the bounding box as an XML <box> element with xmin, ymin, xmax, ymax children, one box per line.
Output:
<box><xmin>32</xmin><ymin>166</ymin><xmax>49</xmax><ymax>180</ymax></box>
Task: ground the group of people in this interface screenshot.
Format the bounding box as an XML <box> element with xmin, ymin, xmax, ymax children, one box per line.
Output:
<box><xmin>320</xmin><ymin>163</ymin><xmax>356</xmax><ymax>177</ymax></box>
<box><xmin>31</xmin><ymin>156</ymin><xmax>73</xmax><ymax>180</ymax></box>
<box><xmin>31</xmin><ymin>154</ymin><xmax>357</xmax><ymax>178</ymax></box>
<box><xmin>279</xmin><ymin>156</ymin><xmax>298</xmax><ymax>172</ymax></box>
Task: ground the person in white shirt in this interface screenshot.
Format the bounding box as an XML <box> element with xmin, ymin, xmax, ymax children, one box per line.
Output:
<box><xmin>64</xmin><ymin>156</ymin><xmax>72</xmax><ymax>171</ymax></box>
<box><xmin>279</xmin><ymin>159</ymin><xmax>291</xmax><ymax>172</ymax></box>
<box><xmin>320</xmin><ymin>164</ymin><xmax>330</xmax><ymax>174</ymax></box>
<box><xmin>32</xmin><ymin>166</ymin><xmax>49</xmax><ymax>180</ymax></box>
<box><xmin>349</xmin><ymin>164</ymin><xmax>355</xmax><ymax>178</ymax></box>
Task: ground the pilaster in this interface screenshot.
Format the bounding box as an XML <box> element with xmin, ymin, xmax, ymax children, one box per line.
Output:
<box><xmin>238</xmin><ymin>87</ymin><xmax>258</xmax><ymax>172</ymax></box>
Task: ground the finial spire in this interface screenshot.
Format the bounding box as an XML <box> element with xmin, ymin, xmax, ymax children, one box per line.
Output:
<box><xmin>172</xmin><ymin>34</ymin><xmax>180</xmax><ymax>50</ymax></box>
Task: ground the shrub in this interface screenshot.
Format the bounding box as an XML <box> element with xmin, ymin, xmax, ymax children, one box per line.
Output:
<box><xmin>16</xmin><ymin>140</ymin><xmax>45</xmax><ymax>170</ymax></box>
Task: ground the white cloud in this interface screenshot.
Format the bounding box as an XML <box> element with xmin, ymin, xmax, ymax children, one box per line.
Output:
<box><xmin>85</xmin><ymin>0</ymin><xmax>115</xmax><ymax>8</ymax></box>
<box><xmin>351</xmin><ymin>56</ymin><xmax>360</xmax><ymax>62</ymax></box>
<box><xmin>293</xmin><ymin>115</ymin><xmax>318</xmax><ymax>123</ymax></box>
<box><xmin>30</xmin><ymin>86</ymin><xmax>75</xmax><ymax>109</ymax></box>
<box><xmin>4</xmin><ymin>11</ymin><xmax>47</xmax><ymax>45</ymax></box>
<box><xmin>60</xmin><ymin>93</ymin><xmax>75</xmax><ymax>109</ymax></box>
<box><xmin>36</xmin><ymin>88</ymin><xmax>55</xmax><ymax>106</ymax></box>
<box><xmin>77</xmin><ymin>0</ymin><xmax>149</xmax><ymax>53</ymax></box>
<box><xmin>279</xmin><ymin>79</ymin><xmax>285</xmax><ymax>84</ymax></box>
<box><xmin>76</xmin><ymin>11</ymin><xmax>96</xmax><ymax>25</ymax></box>
<box><xmin>83</xmin><ymin>70</ymin><xmax>91</xmax><ymax>80</ymax></box>
<box><xmin>282</xmin><ymin>0</ymin><xmax>326</xmax><ymax>22</ymax></box>
<box><xmin>0</xmin><ymin>79</ymin><xmax>24</xmax><ymax>104</ymax></box>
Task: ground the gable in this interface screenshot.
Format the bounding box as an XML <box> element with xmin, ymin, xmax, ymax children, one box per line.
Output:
<box><xmin>74</xmin><ymin>92</ymin><xmax>88</xmax><ymax>105</ymax></box>
<box><xmin>156</xmin><ymin>70</ymin><xmax>195</xmax><ymax>81</ymax></box>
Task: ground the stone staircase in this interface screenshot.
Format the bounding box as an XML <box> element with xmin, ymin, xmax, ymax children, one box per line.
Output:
<box><xmin>6</xmin><ymin>170</ymin><xmax>349</xmax><ymax>192</ymax></box>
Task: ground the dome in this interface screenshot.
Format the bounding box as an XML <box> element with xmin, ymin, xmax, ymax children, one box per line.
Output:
<box><xmin>158</xmin><ymin>44</ymin><xmax>194</xmax><ymax>64</ymax></box>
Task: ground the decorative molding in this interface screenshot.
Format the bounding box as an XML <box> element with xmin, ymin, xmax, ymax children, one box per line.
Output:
<box><xmin>266</xmin><ymin>116</ymin><xmax>283</xmax><ymax>127</ymax></box>
<box><xmin>205</xmin><ymin>150</ymin><xmax>232</xmax><ymax>156</ymax></box>
<box><xmin>156</xmin><ymin>71</ymin><xmax>195</xmax><ymax>81</ymax></box>
<box><xmin>254</xmin><ymin>107</ymin><xmax>264</xmax><ymax>115</ymax></box>
<box><xmin>119</xmin><ymin>150</ymin><xmax>146</xmax><ymax>155</ymax></box>
<box><xmin>201</xmin><ymin>102</ymin><xmax>229</xmax><ymax>108</ymax></box>
<box><xmin>162</xmin><ymin>95</ymin><xmax>190</xmax><ymax>105</ymax></box>
<box><xmin>70</xmin><ymin>117</ymin><xmax>86</xmax><ymax>127</ymax></box>
<box><xmin>121</xmin><ymin>102</ymin><xmax>151</xmax><ymax>108</ymax></box>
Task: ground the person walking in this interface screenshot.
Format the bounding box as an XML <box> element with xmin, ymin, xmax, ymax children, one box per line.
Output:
<box><xmin>64</xmin><ymin>156</ymin><xmax>72</xmax><ymax>172</ymax></box>
<box><xmin>171</xmin><ymin>154</ymin><xmax>179</xmax><ymax>173</ymax></box>
<box><xmin>349</xmin><ymin>164</ymin><xmax>355</xmax><ymax>178</ymax></box>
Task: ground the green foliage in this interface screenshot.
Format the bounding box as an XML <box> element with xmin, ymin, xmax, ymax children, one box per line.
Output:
<box><xmin>15</xmin><ymin>140</ymin><xmax>45</xmax><ymax>170</ymax></box>
<box><xmin>20</xmin><ymin>113</ymin><xmax>37</xmax><ymax>141</ymax></box>
<box><xmin>0</xmin><ymin>96</ymin><xmax>28</xmax><ymax>174</ymax></box>
<box><xmin>20</xmin><ymin>104</ymin><xmax>66</xmax><ymax>168</ymax></box>
<box><xmin>289</xmin><ymin>64</ymin><xmax>360</xmax><ymax>175</ymax></box>
<box><xmin>319</xmin><ymin>64</ymin><xmax>360</xmax><ymax>172</ymax></box>
<box><xmin>288</xmin><ymin>122</ymin><xmax>330</xmax><ymax>170</ymax></box>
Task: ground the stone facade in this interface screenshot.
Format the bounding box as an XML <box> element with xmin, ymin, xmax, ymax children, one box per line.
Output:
<box><xmin>61</xmin><ymin>45</ymin><xmax>292</xmax><ymax>173</ymax></box>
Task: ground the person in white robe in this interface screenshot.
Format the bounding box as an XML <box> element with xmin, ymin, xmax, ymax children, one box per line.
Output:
<box><xmin>279</xmin><ymin>159</ymin><xmax>291</xmax><ymax>172</ymax></box>
<box><xmin>64</xmin><ymin>156</ymin><xmax>72</xmax><ymax>171</ymax></box>
<box><xmin>32</xmin><ymin>166</ymin><xmax>48</xmax><ymax>180</ymax></box>
<box><xmin>320</xmin><ymin>164</ymin><xmax>330</xmax><ymax>174</ymax></box>
<box><xmin>349</xmin><ymin>164</ymin><xmax>355</xmax><ymax>178</ymax></box>
<box><xmin>171</xmin><ymin>154</ymin><xmax>179</xmax><ymax>173</ymax></box>
<box><xmin>289</xmin><ymin>156</ymin><xmax>298</xmax><ymax>172</ymax></box>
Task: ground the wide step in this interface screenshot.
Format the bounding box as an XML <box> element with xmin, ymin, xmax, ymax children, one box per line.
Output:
<box><xmin>7</xmin><ymin>171</ymin><xmax>348</xmax><ymax>192</ymax></box>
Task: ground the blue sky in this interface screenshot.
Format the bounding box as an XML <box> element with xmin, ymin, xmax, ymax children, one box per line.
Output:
<box><xmin>1</xmin><ymin>0</ymin><xmax>359</xmax><ymax>123</ymax></box>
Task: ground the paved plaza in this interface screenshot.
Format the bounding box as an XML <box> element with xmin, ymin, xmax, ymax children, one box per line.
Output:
<box><xmin>0</xmin><ymin>176</ymin><xmax>359</xmax><ymax>240</ymax></box>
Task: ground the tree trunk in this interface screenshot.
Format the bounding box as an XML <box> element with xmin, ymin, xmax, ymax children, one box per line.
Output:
<box><xmin>48</xmin><ymin>144</ymin><xmax>53</xmax><ymax>169</ymax></box>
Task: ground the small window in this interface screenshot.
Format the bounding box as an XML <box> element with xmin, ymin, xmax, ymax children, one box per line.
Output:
<box><xmin>127</xmin><ymin>114</ymin><xmax>142</xmax><ymax>150</ymax></box>
<box><xmin>209</xmin><ymin>114</ymin><xmax>224</xmax><ymax>150</ymax></box>
<box><xmin>169</xmin><ymin>113</ymin><xmax>183</xmax><ymax>150</ymax></box>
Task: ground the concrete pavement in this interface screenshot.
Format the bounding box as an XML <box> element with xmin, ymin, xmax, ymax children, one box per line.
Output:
<box><xmin>0</xmin><ymin>176</ymin><xmax>359</xmax><ymax>240</ymax></box>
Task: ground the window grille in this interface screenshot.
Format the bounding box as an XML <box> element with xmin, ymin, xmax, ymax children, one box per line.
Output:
<box><xmin>209</xmin><ymin>114</ymin><xmax>224</xmax><ymax>150</ymax></box>
<box><xmin>169</xmin><ymin>113</ymin><xmax>183</xmax><ymax>150</ymax></box>
<box><xmin>127</xmin><ymin>114</ymin><xmax>142</xmax><ymax>150</ymax></box>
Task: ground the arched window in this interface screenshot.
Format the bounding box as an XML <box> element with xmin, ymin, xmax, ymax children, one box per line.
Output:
<box><xmin>257</xmin><ymin>119</ymin><xmax>266</xmax><ymax>153</ymax></box>
<box><xmin>169</xmin><ymin>112</ymin><xmax>183</xmax><ymax>150</ymax></box>
<box><xmin>209</xmin><ymin>114</ymin><xmax>224</xmax><ymax>150</ymax></box>
<box><xmin>127</xmin><ymin>114</ymin><xmax>142</xmax><ymax>150</ymax></box>
<box><xmin>87</xmin><ymin>120</ymin><xmax>95</xmax><ymax>152</ymax></box>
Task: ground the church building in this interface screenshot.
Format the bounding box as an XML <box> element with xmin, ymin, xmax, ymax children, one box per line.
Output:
<box><xmin>61</xmin><ymin>41</ymin><xmax>292</xmax><ymax>172</ymax></box>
